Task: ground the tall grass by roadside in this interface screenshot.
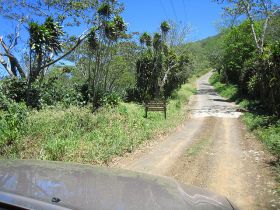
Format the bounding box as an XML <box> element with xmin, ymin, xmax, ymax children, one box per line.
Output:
<box><xmin>1</xmin><ymin>79</ymin><xmax>196</xmax><ymax>164</ymax></box>
<box><xmin>210</xmin><ymin>72</ymin><xmax>280</xmax><ymax>162</ymax></box>
<box><xmin>208</xmin><ymin>72</ymin><xmax>238</xmax><ymax>100</ymax></box>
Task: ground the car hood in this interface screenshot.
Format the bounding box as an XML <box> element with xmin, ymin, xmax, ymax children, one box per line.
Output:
<box><xmin>0</xmin><ymin>160</ymin><xmax>235</xmax><ymax>210</ymax></box>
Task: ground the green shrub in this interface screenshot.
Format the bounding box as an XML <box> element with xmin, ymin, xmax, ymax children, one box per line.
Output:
<box><xmin>258</xmin><ymin>123</ymin><xmax>280</xmax><ymax>161</ymax></box>
<box><xmin>242</xmin><ymin>113</ymin><xmax>274</xmax><ymax>130</ymax></box>
<box><xmin>209</xmin><ymin>71</ymin><xmax>220</xmax><ymax>84</ymax></box>
<box><xmin>0</xmin><ymin>82</ymin><xmax>27</xmax><ymax>153</ymax></box>
<box><xmin>100</xmin><ymin>92</ymin><xmax>121</xmax><ymax>106</ymax></box>
<box><xmin>209</xmin><ymin>72</ymin><xmax>238</xmax><ymax>99</ymax></box>
<box><xmin>0</xmin><ymin>75</ymin><xmax>86</xmax><ymax>109</ymax></box>
<box><xmin>0</xmin><ymin>101</ymin><xmax>27</xmax><ymax>155</ymax></box>
<box><xmin>243</xmin><ymin>112</ymin><xmax>280</xmax><ymax>161</ymax></box>
<box><xmin>0</xmin><ymin>78</ymin><xmax>27</xmax><ymax>103</ymax></box>
<box><xmin>39</xmin><ymin>78</ymin><xmax>85</xmax><ymax>108</ymax></box>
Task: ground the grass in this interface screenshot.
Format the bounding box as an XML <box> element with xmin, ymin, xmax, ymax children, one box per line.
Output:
<box><xmin>185</xmin><ymin>138</ymin><xmax>210</xmax><ymax>157</ymax></box>
<box><xmin>242</xmin><ymin>112</ymin><xmax>280</xmax><ymax>159</ymax></box>
<box><xmin>1</xmin><ymin>78</ymin><xmax>197</xmax><ymax>165</ymax></box>
<box><xmin>210</xmin><ymin>72</ymin><xmax>280</xmax><ymax>190</ymax></box>
<box><xmin>209</xmin><ymin>71</ymin><xmax>238</xmax><ymax>99</ymax></box>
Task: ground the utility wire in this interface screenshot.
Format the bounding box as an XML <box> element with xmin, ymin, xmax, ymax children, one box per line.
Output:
<box><xmin>170</xmin><ymin>0</ymin><xmax>178</xmax><ymax>22</ymax></box>
<box><xmin>159</xmin><ymin>0</ymin><xmax>168</xmax><ymax>19</ymax></box>
<box><xmin>181</xmin><ymin>0</ymin><xmax>188</xmax><ymax>21</ymax></box>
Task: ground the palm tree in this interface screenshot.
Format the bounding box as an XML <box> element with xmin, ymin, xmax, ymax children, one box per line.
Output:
<box><xmin>160</xmin><ymin>21</ymin><xmax>170</xmax><ymax>41</ymax></box>
<box><xmin>140</xmin><ymin>32</ymin><xmax>152</xmax><ymax>47</ymax></box>
<box><xmin>153</xmin><ymin>33</ymin><xmax>162</xmax><ymax>51</ymax></box>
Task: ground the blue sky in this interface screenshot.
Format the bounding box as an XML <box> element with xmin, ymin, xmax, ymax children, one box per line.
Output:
<box><xmin>0</xmin><ymin>0</ymin><xmax>225</xmax><ymax>76</ymax></box>
<box><xmin>121</xmin><ymin>0</ymin><xmax>225</xmax><ymax>41</ymax></box>
<box><xmin>0</xmin><ymin>0</ymin><xmax>225</xmax><ymax>42</ymax></box>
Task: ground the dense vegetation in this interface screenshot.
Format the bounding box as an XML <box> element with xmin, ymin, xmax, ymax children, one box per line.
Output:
<box><xmin>0</xmin><ymin>0</ymin><xmax>205</xmax><ymax>162</ymax></box>
<box><xmin>128</xmin><ymin>22</ymin><xmax>192</xmax><ymax>102</ymax></box>
<box><xmin>212</xmin><ymin>1</ymin><xmax>280</xmax><ymax>116</ymax></box>
<box><xmin>0</xmin><ymin>80</ymin><xmax>197</xmax><ymax>163</ymax></box>
<box><xmin>206</xmin><ymin>0</ymin><xmax>280</xmax><ymax>162</ymax></box>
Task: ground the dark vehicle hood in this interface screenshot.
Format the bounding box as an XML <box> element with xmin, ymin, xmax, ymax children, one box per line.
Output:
<box><xmin>0</xmin><ymin>160</ymin><xmax>235</xmax><ymax>210</ymax></box>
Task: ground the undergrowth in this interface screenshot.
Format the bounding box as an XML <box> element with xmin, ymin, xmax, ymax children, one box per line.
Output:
<box><xmin>1</xmin><ymin>78</ymin><xmax>197</xmax><ymax>164</ymax></box>
<box><xmin>208</xmin><ymin>72</ymin><xmax>238</xmax><ymax>100</ymax></box>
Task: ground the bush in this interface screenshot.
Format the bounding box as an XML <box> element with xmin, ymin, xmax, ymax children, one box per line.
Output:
<box><xmin>258</xmin><ymin>123</ymin><xmax>280</xmax><ymax>161</ymax></box>
<box><xmin>209</xmin><ymin>72</ymin><xmax>238</xmax><ymax>100</ymax></box>
<box><xmin>39</xmin><ymin>78</ymin><xmax>85</xmax><ymax>108</ymax></box>
<box><xmin>100</xmin><ymin>92</ymin><xmax>121</xmax><ymax>106</ymax></box>
<box><xmin>125</xmin><ymin>87</ymin><xmax>141</xmax><ymax>103</ymax></box>
<box><xmin>0</xmin><ymin>101</ymin><xmax>27</xmax><ymax>155</ymax></box>
<box><xmin>209</xmin><ymin>71</ymin><xmax>220</xmax><ymax>84</ymax></box>
<box><xmin>0</xmin><ymin>74</ymin><xmax>86</xmax><ymax>109</ymax></box>
<box><xmin>0</xmin><ymin>78</ymin><xmax>27</xmax><ymax>103</ymax></box>
<box><xmin>243</xmin><ymin>112</ymin><xmax>280</xmax><ymax>161</ymax></box>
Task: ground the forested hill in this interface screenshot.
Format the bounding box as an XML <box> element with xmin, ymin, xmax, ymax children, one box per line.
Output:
<box><xmin>184</xmin><ymin>33</ymin><xmax>223</xmax><ymax>74</ymax></box>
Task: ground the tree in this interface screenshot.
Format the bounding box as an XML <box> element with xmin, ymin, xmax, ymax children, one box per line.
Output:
<box><xmin>135</xmin><ymin>21</ymin><xmax>190</xmax><ymax>101</ymax></box>
<box><xmin>266</xmin><ymin>13</ymin><xmax>280</xmax><ymax>42</ymax></box>
<box><xmin>140</xmin><ymin>33</ymin><xmax>152</xmax><ymax>47</ymax></box>
<box><xmin>28</xmin><ymin>17</ymin><xmax>64</xmax><ymax>83</ymax></box>
<box><xmin>0</xmin><ymin>0</ymin><xmax>132</xmax><ymax>108</ymax></box>
<box><xmin>74</xmin><ymin>0</ymin><xmax>128</xmax><ymax>109</ymax></box>
<box><xmin>214</xmin><ymin>0</ymin><xmax>280</xmax><ymax>115</ymax></box>
<box><xmin>0</xmin><ymin>0</ymin><xmax>98</xmax><ymax>81</ymax></box>
<box><xmin>221</xmin><ymin>21</ymin><xmax>256</xmax><ymax>85</ymax></box>
<box><xmin>215</xmin><ymin>0</ymin><xmax>280</xmax><ymax>53</ymax></box>
<box><xmin>165</xmin><ymin>20</ymin><xmax>192</xmax><ymax>47</ymax></box>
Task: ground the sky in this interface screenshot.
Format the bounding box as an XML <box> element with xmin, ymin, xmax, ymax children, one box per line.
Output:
<box><xmin>0</xmin><ymin>0</ymin><xmax>226</xmax><ymax>76</ymax></box>
<box><xmin>121</xmin><ymin>0</ymin><xmax>225</xmax><ymax>41</ymax></box>
<box><xmin>0</xmin><ymin>0</ymin><xmax>226</xmax><ymax>42</ymax></box>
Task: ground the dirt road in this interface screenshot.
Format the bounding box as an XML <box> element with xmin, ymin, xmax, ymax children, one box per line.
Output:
<box><xmin>112</xmin><ymin>72</ymin><xmax>280</xmax><ymax>210</ymax></box>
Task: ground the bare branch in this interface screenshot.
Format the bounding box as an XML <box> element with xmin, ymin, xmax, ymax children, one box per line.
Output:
<box><xmin>160</xmin><ymin>63</ymin><xmax>177</xmax><ymax>87</ymax></box>
<box><xmin>41</xmin><ymin>29</ymin><xmax>91</xmax><ymax>69</ymax></box>
<box><xmin>0</xmin><ymin>36</ymin><xmax>26</xmax><ymax>78</ymax></box>
<box><xmin>221</xmin><ymin>0</ymin><xmax>279</xmax><ymax>54</ymax></box>
<box><xmin>0</xmin><ymin>52</ymin><xmax>9</xmax><ymax>57</ymax></box>
<box><xmin>0</xmin><ymin>36</ymin><xmax>11</xmax><ymax>54</ymax></box>
<box><xmin>21</xmin><ymin>2</ymin><xmax>48</xmax><ymax>17</ymax></box>
<box><xmin>9</xmin><ymin>19</ymin><xmax>23</xmax><ymax>50</ymax></box>
<box><xmin>0</xmin><ymin>54</ymin><xmax>14</xmax><ymax>77</ymax></box>
<box><xmin>241</xmin><ymin>0</ymin><xmax>262</xmax><ymax>51</ymax></box>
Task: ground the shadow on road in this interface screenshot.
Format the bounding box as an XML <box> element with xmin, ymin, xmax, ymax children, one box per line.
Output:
<box><xmin>211</xmin><ymin>98</ymin><xmax>231</xmax><ymax>103</ymax></box>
